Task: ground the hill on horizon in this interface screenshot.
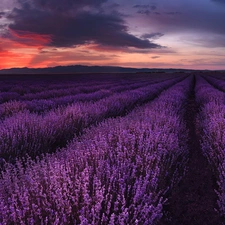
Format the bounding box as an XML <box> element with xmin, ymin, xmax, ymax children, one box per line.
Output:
<box><xmin>0</xmin><ymin>65</ymin><xmax>196</xmax><ymax>74</ymax></box>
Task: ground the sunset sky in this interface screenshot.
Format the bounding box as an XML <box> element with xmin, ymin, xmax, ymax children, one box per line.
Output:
<box><xmin>0</xmin><ymin>0</ymin><xmax>225</xmax><ymax>70</ymax></box>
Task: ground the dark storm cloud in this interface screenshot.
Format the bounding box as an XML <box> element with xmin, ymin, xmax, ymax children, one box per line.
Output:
<box><xmin>7</xmin><ymin>1</ymin><xmax>162</xmax><ymax>49</ymax></box>
<box><xmin>18</xmin><ymin>0</ymin><xmax>108</xmax><ymax>12</ymax></box>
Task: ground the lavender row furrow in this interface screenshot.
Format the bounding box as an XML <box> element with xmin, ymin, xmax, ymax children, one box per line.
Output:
<box><xmin>0</xmin><ymin>78</ymin><xmax>157</xmax><ymax>111</ymax></box>
<box><xmin>20</xmin><ymin>82</ymin><xmax>119</xmax><ymax>101</ymax></box>
<box><xmin>0</xmin><ymin>76</ymin><xmax>186</xmax><ymax>162</ymax></box>
<box><xmin>0</xmin><ymin>76</ymin><xmax>192</xmax><ymax>224</ymax></box>
<box><xmin>0</xmin><ymin>77</ymin><xmax>112</xmax><ymax>95</ymax></box>
<box><xmin>0</xmin><ymin>82</ymin><xmax>115</xmax><ymax>104</ymax></box>
<box><xmin>0</xmin><ymin>73</ymin><xmax>177</xmax><ymax>95</ymax></box>
<box><xmin>208</xmin><ymin>72</ymin><xmax>225</xmax><ymax>81</ymax></box>
<box><xmin>195</xmin><ymin>75</ymin><xmax>225</xmax><ymax>216</ymax></box>
<box><xmin>0</xmin><ymin>74</ymin><xmax>180</xmax><ymax>103</ymax></box>
<box><xmin>202</xmin><ymin>75</ymin><xmax>225</xmax><ymax>92</ymax></box>
<box><xmin>0</xmin><ymin>80</ymin><xmax>153</xmax><ymax>118</ymax></box>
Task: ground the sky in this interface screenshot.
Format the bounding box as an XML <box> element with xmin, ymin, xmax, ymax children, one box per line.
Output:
<box><xmin>0</xmin><ymin>0</ymin><xmax>225</xmax><ymax>70</ymax></box>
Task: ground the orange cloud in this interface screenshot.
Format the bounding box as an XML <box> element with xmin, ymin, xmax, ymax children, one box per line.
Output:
<box><xmin>0</xmin><ymin>31</ymin><xmax>53</xmax><ymax>69</ymax></box>
<box><xmin>9</xmin><ymin>29</ymin><xmax>52</xmax><ymax>47</ymax></box>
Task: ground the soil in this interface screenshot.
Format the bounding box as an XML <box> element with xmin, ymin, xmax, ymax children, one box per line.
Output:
<box><xmin>159</xmin><ymin>76</ymin><xmax>223</xmax><ymax>225</ymax></box>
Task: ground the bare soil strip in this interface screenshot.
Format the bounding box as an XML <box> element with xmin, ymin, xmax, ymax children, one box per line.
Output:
<box><xmin>159</xmin><ymin>76</ymin><xmax>222</xmax><ymax>225</ymax></box>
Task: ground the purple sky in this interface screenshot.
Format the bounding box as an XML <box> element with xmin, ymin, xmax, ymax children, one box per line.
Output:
<box><xmin>0</xmin><ymin>0</ymin><xmax>225</xmax><ymax>69</ymax></box>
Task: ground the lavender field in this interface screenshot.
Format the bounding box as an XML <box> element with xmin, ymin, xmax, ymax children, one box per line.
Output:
<box><xmin>0</xmin><ymin>72</ymin><xmax>225</xmax><ymax>224</ymax></box>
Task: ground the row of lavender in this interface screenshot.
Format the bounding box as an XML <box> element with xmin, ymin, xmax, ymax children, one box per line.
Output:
<box><xmin>0</xmin><ymin>73</ymin><xmax>176</xmax><ymax>94</ymax></box>
<box><xmin>202</xmin><ymin>74</ymin><xmax>225</xmax><ymax>92</ymax></box>
<box><xmin>1</xmin><ymin>76</ymin><xmax>179</xmax><ymax>118</ymax></box>
<box><xmin>0</xmin><ymin>80</ymin><xmax>150</xmax><ymax>118</ymax></box>
<box><xmin>196</xmin><ymin>75</ymin><xmax>225</xmax><ymax>218</ymax></box>
<box><xmin>18</xmin><ymin>78</ymin><xmax>165</xmax><ymax>101</ymax></box>
<box><xmin>0</xmin><ymin>75</ymin><xmax>192</xmax><ymax>224</ymax></box>
<box><xmin>0</xmin><ymin>76</ymin><xmax>186</xmax><ymax>162</ymax></box>
<box><xmin>0</xmin><ymin>80</ymin><xmax>133</xmax><ymax>104</ymax></box>
<box><xmin>0</xmin><ymin>74</ymin><xmax>178</xmax><ymax>103</ymax></box>
<box><xmin>0</xmin><ymin>75</ymin><xmax>181</xmax><ymax>117</ymax></box>
<box><xmin>205</xmin><ymin>72</ymin><xmax>225</xmax><ymax>82</ymax></box>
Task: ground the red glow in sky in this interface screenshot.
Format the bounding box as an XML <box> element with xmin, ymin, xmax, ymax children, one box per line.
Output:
<box><xmin>0</xmin><ymin>0</ymin><xmax>225</xmax><ymax>70</ymax></box>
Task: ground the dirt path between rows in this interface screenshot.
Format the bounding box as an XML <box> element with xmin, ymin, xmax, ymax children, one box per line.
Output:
<box><xmin>159</xmin><ymin>76</ymin><xmax>222</xmax><ymax>225</ymax></box>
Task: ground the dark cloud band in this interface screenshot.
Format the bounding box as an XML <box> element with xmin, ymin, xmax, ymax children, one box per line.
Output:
<box><xmin>6</xmin><ymin>0</ymin><xmax>162</xmax><ymax>50</ymax></box>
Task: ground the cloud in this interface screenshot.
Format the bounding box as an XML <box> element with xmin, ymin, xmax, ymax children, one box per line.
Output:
<box><xmin>142</xmin><ymin>6</ymin><xmax>225</xmax><ymax>36</ymax></box>
<box><xmin>151</xmin><ymin>56</ymin><xmax>160</xmax><ymax>59</ymax></box>
<box><xmin>0</xmin><ymin>12</ymin><xmax>6</xmax><ymax>17</ymax></box>
<box><xmin>141</xmin><ymin>33</ymin><xmax>164</xmax><ymax>39</ymax></box>
<box><xmin>18</xmin><ymin>0</ymin><xmax>108</xmax><ymax>13</ymax></box>
<box><xmin>7</xmin><ymin>1</ymin><xmax>162</xmax><ymax>50</ymax></box>
<box><xmin>137</xmin><ymin>10</ymin><xmax>162</xmax><ymax>16</ymax></box>
<box><xmin>133</xmin><ymin>5</ymin><xmax>157</xmax><ymax>10</ymax></box>
<box><xmin>0</xmin><ymin>0</ymin><xmax>18</xmax><ymax>11</ymax></box>
<box><xmin>110</xmin><ymin>3</ymin><xmax>120</xmax><ymax>8</ymax></box>
<box><xmin>151</xmin><ymin>6</ymin><xmax>157</xmax><ymax>11</ymax></box>
<box><xmin>135</xmin><ymin>4</ymin><xmax>157</xmax><ymax>16</ymax></box>
<box><xmin>137</xmin><ymin>10</ymin><xmax>151</xmax><ymax>16</ymax></box>
<box><xmin>9</xmin><ymin>29</ymin><xmax>52</xmax><ymax>46</ymax></box>
<box><xmin>212</xmin><ymin>0</ymin><xmax>225</xmax><ymax>4</ymax></box>
<box><xmin>29</xmin><ymin>49</ymin><xmax>117</xmax><ymax>67</ymax></box>
<box><xmin>187</xmin><ymin>34</ymin><xmax>225</xmax><ymax>48</ymax></box>
<box><xmin>133</xmin><ymin>5</ymin><xmax>148</xmax><ymax>8</ymax></box>
<box><xmin>165</xmin><ymin>12</ymin><xmax>182</xmax><ymax>15</ymax></box>
<box><xmin>88</xmin><ymin>44</ymin><xmax>161</xmax><ymax>54</ymax></box>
